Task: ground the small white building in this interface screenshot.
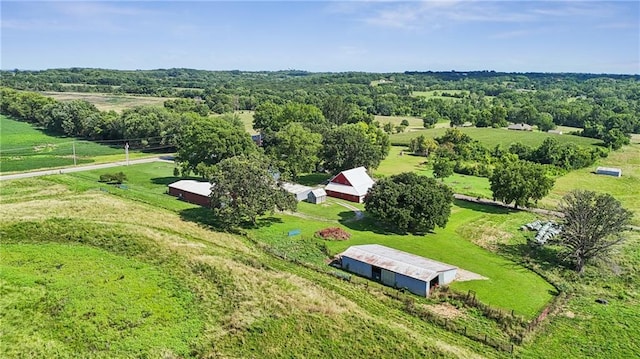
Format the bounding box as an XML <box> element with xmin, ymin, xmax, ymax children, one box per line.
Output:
<box><xmin>282</xmin><ymin>182</ymin><xmax>313</xmax><ymax>201</ymax></box>
<box><xmin>508</xmin><ymin>123</ymin><xmax>533</xmax><ymax>131</ymax></box>
<box><xmin>596</xmin><ymin>167</ymin><xmax>622</xmax><ymax>178</ymax></box>
<box><xmin>307</xmin><ymin>188</ymin><xmax>327</xmax><ymax>204</ymax></box>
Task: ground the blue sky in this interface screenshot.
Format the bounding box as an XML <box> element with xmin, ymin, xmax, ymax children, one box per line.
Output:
<box><xmin>2</xmin><ymin>1</ymin><xmax>638</xmax><ymax>74</ymax></box>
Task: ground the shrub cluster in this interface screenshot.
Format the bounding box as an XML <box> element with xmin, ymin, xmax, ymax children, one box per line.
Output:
<box><xmin>99</xmin><ymin>172</ymin><xmax>127</xmax><ymax>184</ymax></box>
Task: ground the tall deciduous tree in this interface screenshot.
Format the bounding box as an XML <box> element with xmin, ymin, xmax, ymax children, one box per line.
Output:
<box><xmin>267</xmin><ymin>122</ymin><xmax>322</xmax><ymax>179</ymax></box>
<box><xmin>365</xmin><ymin>172</ymin><xmax>453</xmax><ymax>234</ymax></box>
<box><xmin>205</xmin><ymin>154</ymin><xmax>297</xmax><ymax>228</ymax></box>
<box><xmin>176</xmin><ymin>116</ymin><xmax>256</xmax><ymax>176</ymax></box>
<box><xmin>558</xmin><ymin>190</ymin><xmax>632</xmax><ymax>273</ymax></box>
<box><xmin>322</xmin><ymin>122</ymin><xmax>390</xmax><ymax>173</ymax></box>
<box><xmin>489</xmin><ymin>160</ymin><xmax>554</xmax><ymax>208</ymax></box>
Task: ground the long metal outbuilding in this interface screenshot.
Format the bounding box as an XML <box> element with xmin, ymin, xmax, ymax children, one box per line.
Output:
<box><xmin>339</xmin><ymin>244</ymin><xmax>457</xmax><ymax>297</ymax></box>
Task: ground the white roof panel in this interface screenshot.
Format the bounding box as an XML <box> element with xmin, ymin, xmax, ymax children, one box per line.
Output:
<box><xmin>340</xmin><ymin>244</ymin><xmax>457</xmax><ymax>282</ymax></box>
<box><xmin>168</xmin><ymin>180</ymin><xmax>212</xmax><ymax>197</ymax></box>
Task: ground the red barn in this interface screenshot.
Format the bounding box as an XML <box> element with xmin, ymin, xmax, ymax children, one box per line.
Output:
<box><xmin>168</xmin><ymin>180</ymin><xmax>213</xmax><ymax>207</ymax></box>
<box><xmin>325</xmin><ymin>167</ymin><xmax>374</xmax><ymax>203</ymax></box>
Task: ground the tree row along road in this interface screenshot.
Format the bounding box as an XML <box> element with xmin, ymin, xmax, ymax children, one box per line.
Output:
<box><xmin>0</xmin><ymin>156</ymin><xmax>174</xmax><ymax>181</ymax></box>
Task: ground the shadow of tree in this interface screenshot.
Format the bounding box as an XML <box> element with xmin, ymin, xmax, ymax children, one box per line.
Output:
<box><xmin>453</xmin><ymin>199</ymin><xmax>516</xmax><ymax>215</ymax></box>
<box><xmin>496</xmin><ymin>241</ymin><xmax>571</xmax><ymax>273</ymax></box>
<box><xmin>179</xmin><ymin>207</ymin><xmax>285</xmax><ymax>234</ymax></box>
<box><xmin>338</xmin><ymin>212</ymin><xmax>417</xmax><ymax>236</ymax></box>
<box><xmin>297</xmin><ymin>173</ymin><xmax>332</xmax><ymax>186</ymax></box>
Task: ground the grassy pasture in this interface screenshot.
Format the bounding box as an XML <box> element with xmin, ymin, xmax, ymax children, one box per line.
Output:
<box><xmin>0</xmin><ymin>115</ymin><xmax>155</xmax><ymax>173</ymax></box>
<box><xmin>374</xmin><ymin>146</ymin><xmax>492</xmax><ymax>198</ymax></box>
<box><xmin>390</xmin><ymin>127</ymin><xmax>603</xmax><ymax>148</ymax></box>
<box><xmin>541</xmin><ymin>143</ymin><xmax>640</xmax><ymax>225</ymax></box>
<box><xmin>213</xmin><ymin>110</ymin><xmax>257</xmax><ymax>134</ymax></box>
<box><xmin>412</xmin><ymin>90</ymin><xmax>469</xmax><ymax>100</ymax></box>
<box><xmin>1</xmin><ymin>242</ymin><xmax>202</xmax><ymax>358</ymax></box>
<box><xmin>0</xmin><ymin>177</ymin><xmax>491</xmax><ymax>358</ymax></box>
<box><xmin>40</xmin><ymin>91</ymin><xmax>171</xmax><ymax>113</ymax></box>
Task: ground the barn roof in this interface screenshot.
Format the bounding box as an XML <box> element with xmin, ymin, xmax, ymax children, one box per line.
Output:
<box><xmin>507</xmin><ymin>123</ymin><xmax>532</xmax><ymax>130</ymax></box>
<box><xmin>340</xmin><ymin>244</ymin><xmax>457</xmax><ymax>282</ymax></box>
<box><xmin>326</xmin><ymin>167</ymin><xmax>374</xmax><ymax>196</ymax></box>
<box><xmin>282</xmin><ymin>182</ymin><xmax>312</xmax><ymax>195</ymax></box>
<box><xmin>168</xmin><ymin>180</ymin><xmax>212</xmax><ymax>197</ymax></box>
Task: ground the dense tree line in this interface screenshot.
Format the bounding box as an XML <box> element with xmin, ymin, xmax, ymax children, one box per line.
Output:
<box><xmin>2</xmin><ymin>69</ymin><xmax>638</xmax><ymax>141</ymax></box>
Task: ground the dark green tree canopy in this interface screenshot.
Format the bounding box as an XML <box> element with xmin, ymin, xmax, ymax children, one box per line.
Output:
<box><xmin>267</xmin><ymin>122</ymin><xmax>323</xmax><ymax>180</ymax></box>
<box><xmin>558</xmin><ymin>190</ymin><xmax>633</xmax><ymax>273</ymax></box>
<box><xmin>322</xmin><ymin>122</ymin><xmax>390</xmax><ymax>173</ymax></box>
<box><xmin>489</xmin><ymin>160</ymin><xmax>555</xmax><ymax>208</ymax></box>
<box><xmin>365</xmin><ymin>172</ymin><xmax>454</xmax><ymax>234</ymax></box>
<box><xmin>176</xmin><ymin>116</ymin><xmax>256</xmax><ymax>177</ymax></box>
<box><xmin>204</xmin><ymin>154</ymin><xmax>297</xmax><ymax>228</ymax></box>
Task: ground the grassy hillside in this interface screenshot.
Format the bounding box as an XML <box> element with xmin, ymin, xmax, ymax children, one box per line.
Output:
<box><xmin>0</xmin><ymin>176</ymin><xmax>493</xmax><ymax>358</ymax></box>
<box><xmin>2</xmin><ymin>156</ymin><xmax>638</xmax><ymax>358</ymax></box>
<box><xmin>0</xmin><ymin>115</ymin><xmax>152</xmax><ymax>173</ymax></box>
<box><xmin>389</xmin><ymin>127</ymin><xmax>603</xmax><ymax>148</ymax></box>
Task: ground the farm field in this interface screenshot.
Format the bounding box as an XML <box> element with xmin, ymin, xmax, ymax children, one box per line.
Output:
<box><xmin>213</xmin><ymin>111</ymin><xmax>257</xmax><ymax>134</ymax></box>
<box><xmin>1</xmin><ymin>158</ymin><xmax>638</xmax><ymax>357</ymax></box>
<box><xmin>0</xmin><ymin>175</ymin><xmax>494</xmax><ymax>359</ymax></box>
<box><xmin>389</xmin><ymin>126</ymin><xmax>603</xmax><ymax>148</ymax></box>
<box><xmin>541</xmin><ymin>142</ymin><xmax>640</xmax><ymax>225</ymax></box>
<box><xmin>0</xmin><ymin>115</ymin><xmax>154</xmax><ymax>173</ymax></box>
<box><xmin>39</xmin><ymin>91</ymin><xmax>172</xmax><ymax>112</ymax></box>
<box><xmin>374</xmin><ymin>146</ymin><xmax>492</xmax><ymax>198</ymax></box>
<box><xmin>411</xmin><ymin>90</ymin><xmax>469</xmax><ymax>100</ymax></box>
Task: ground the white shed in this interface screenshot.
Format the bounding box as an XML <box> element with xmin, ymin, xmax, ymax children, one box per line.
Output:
<box><xmin>307</xmin><ymin>188</ymin><xmax>327</xmax><ymax>204</ymax></box>
<box><xmin>596</xmin><ymin>167</ymin><xmax>622</xmax><ymax>178</ymax></box>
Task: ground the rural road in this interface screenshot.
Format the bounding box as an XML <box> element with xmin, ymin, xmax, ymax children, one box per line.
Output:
<box><xmin>0</xmin><ymin>156</ymin><xmax>174</xmax><ymax>181</ymax></box>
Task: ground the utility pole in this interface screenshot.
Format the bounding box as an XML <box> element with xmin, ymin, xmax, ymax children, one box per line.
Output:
<box><xmin>125</xmin><ymin>142</ymin><xmax>129</xmax><ymax>166</ymax></box>
<box><xmin>72</xmin><ymin>141</ymin><xmax>77</xmax><ymax>166</ymax></box>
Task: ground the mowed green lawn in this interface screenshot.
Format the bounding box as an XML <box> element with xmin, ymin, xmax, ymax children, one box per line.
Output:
<box><xmin>373</xmin><ymin>146</ymin><xmax>492</xmax><ymax>198</ymax></box>
<box><xmin>252</xmin><ymin>198</ymin><xmax>555</xmax><ymax>319</ymax></box>
<box><xmin>53</xmin><ymin>161</ymin><xmax>554</xmax><ymax>317</ymax></box>
<box><xmin>390</xmin><ymin>126</ymin><xmax>603</xmax><ymax>148</ymax></box>
<box><xmin>0</xmin><ymin>115</ymin><xmax>149</xmax><ymax>173</ymax></box>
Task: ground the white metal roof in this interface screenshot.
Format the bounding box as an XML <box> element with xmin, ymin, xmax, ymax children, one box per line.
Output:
<box><xmin>310</xmin><ymin>188</ymin><xmax>326</xmax><ymax>197</ymax></box>
<box><xmin>168</xmin><ymin>180</ymin><xmax>212</xmax><ymax>197</ymax></box>
<box><xmin>340</xmin><ymin>244</ymin><xmax>457</xmax><ymax>282</ymax></box>
<box><xmin>596</xmin><ymin>166</ymin><xmax>622</xmax><ymax>173</ymax></box>
<box><xmin>281</xmin><ymin>182</ymin><xmax>313</xmax><ymax>195</ymax></box>
<box><xmin>327</xmin><ymin>167</ymin><xmax>374</xmax><ymax>196</ymax></box>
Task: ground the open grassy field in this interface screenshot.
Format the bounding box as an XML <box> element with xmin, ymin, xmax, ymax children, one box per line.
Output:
<box><xmin>390</xmin><ymin>127</ymin><xmax>603</xmax><ymax>148</ymax></box>
<box><xmin>40</xmin><ymin>92</ymin><xmax>172</xmax><ymax>113</ymax></box>
<box><xmin>374</xmin><ymin>146</ymin><xmax>492</xmax><ymax>198</ymax></box>
<box><xmin>541</xmin><ymin>143</ymin><xmax>640</xmax><ymax>225</ymax></box>
<box><xmin>213</xmin><ymin>111</ymin><xmax>257</xmax><ymax>134</ymax></box>
<box><xmin>412</xmin><ymin>90</ymin><xmax>469</xmax><ymax>100</ymax></box>
<box><xmin>0</xmin><ymin>115</ymin><xmax>155</xmax><ymax>173</ymax></box>
<box><xmin>0</xmin><ymin>174</ymin><xmax>495</xmax><ymax>358</ymax></box>
<box><xmin>2</xmin><ymin>158</ymin><xmax>638</xmax><ymax>357</ymax></box>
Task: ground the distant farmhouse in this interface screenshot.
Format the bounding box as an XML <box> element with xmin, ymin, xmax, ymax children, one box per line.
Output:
<box><xmin>168</xmin><ymin>180</ymin><xmax>212</xmax><ymax>207</ymax></box>
<box><xmin>339</xmin><ymin>244</ymin><xmax>458</xmax><ymax>297</ymax></box>
<box><xmin>325</xmin><ymin>167</ymin><xmax>374</xmax><ymax>203</ymax></box>
<box><xmin>507</xmin><ymin>123</ymin><xmax>533</xmax><ymax>131</ymax></box>
<box><xmin>595</xmin><ymin>166</ymin><xmax>622</xmax><ymax>177</ymax></box>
